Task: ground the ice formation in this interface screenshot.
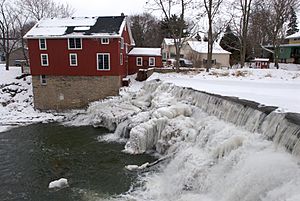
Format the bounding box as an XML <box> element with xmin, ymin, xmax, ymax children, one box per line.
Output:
<box><xmin>68</xmin><ymin>80</ymin><xmax>300</xmax><ymax>201</ymax></box>
<box><xmin>48</xmin><ymin>178</ymin><xmax>68</xmax><ymax>189</ymax></box>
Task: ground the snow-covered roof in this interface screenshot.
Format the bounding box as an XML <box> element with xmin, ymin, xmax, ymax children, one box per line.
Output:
<box><xmin>286</xmin><ymin>32</ymin><xmax>300</xmax><ymax>39</ymax></box>
<box><xmin>128</xmin><ymin>48</ymin><xmax>161</xmax><ymax>56</ymax></box>
<box><xmin>24</xmin><ymin>16</ymin><xmax>134</xmax><ymax>44</ymax></box>
<box><xmin>163</xmin><ymin>38</ymin><xmax>186</xmax><ymax>46</ymax></box>
<box><xmin>253</xmin><ymin>58</ymin><xmax>269</xmax><ymax>62</ymax></box>
<box><xmin>187</xmin><ymin>41</ymin><xmax>231</xmax><ymax>54</ymax></box>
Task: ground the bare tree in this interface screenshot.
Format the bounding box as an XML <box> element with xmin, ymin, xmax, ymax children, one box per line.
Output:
<box><xmin>265</xmin><ymin>0</ymin><xmax>299</xmax><ymax>68</ymax></box>
<box><xmin>0</xmin><ymin>0</ymin><xmax>20</xmax><ymax>70</ymax></box>
<box><xmin>147</xmin><ymin>0</ymin><xmax>192</xmax><ymax>72</ymax></box>
<box><xmin>19</xmin><ymin>0</ymin><xmax>75</xmax><ymax>21</ymax></box>
<box><xmin>129</xmin><ymin>13</ymin><xmax>164</xmax><ymax>48</ymax></box>
<box><xmin>234</xmin><ymin>0</ymin><xmax>253</xmax><ymax>67</ymax></box>
<box><xmin>203</xmin><ymin>0</ymin><xmax>224</xmax><ymax>71</ymax></box>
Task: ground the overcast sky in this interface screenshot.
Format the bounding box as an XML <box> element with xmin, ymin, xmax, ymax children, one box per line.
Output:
<box><xmin>55</xmin><ymin>0</ymin><xmax>149</xmax><ymax>16</ymax></box>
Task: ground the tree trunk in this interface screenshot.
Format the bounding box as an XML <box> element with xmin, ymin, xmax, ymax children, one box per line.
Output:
<box><xmin>206</xmin><ymin>18</ymin><xmax>213</xmax><ymax>72</ymax></box>
<box><xmin>240</xmin><ymin>42</ymin><xmax>246</xmax><ymax>67</ymax></box>
<box><xmin>174</xmin><ymin>39</ymin><xmax>181</xmax><ymax>73</ymax></box>
<box><xmin>274</xmin><ymin>45</ymin><xmax>279</xmax><ymax>69</ymax></box>
<box><xmin>5</xmin><ymin>53</ymin><xmax>9</xmax><ymax>71</ymax></box>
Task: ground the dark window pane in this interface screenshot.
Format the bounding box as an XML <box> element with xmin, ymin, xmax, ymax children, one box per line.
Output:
<box><xmin>69</xmin><ymin>39</ymin><xmax>75</xmax><ymax>49</ymax></box>
<box><xmin>104</xmin><ymin>55</ymin><xmax>109</xmax><ymax>69</ymax></box>
<box><xmin>98</xmin><ymin>55</ymin><xmax>103</xmax><ymax>69</ymax></box>
<box><xmin>75</xmin><ymin>38</ymin><xmax>81</xmax><ymax>48</ymax></box>
<box><xmin>40</xmin><ymin>39</ymin><xmax>46</xmax><ymax>49</ymax></box>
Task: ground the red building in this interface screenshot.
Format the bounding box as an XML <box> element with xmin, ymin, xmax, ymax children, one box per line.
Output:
<box><xmin>252</xmin><ymin>58</ymin><xmax>270</xmax><ymax>69</ymax></box>
<box><xmin>128</xmin><ymin>48</ymin><xmax>162</xmax><ymax>74</ymax></box>
<box><xmin>24</xmin><ymin>16</ymin><xmax>135</xmax><ymax>110</ymax></box>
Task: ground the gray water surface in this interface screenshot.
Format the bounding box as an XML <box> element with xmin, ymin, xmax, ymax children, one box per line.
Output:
<box><xmin>0</xmin><ymin>123</ymin><xmax>154</xmax><ymax>201</ymax></box>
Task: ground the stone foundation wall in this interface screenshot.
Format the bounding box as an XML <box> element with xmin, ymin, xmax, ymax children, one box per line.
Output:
<box><xmin>32</xmin><ymin>75</ymin><xmax>121</xmax><ymax>111</ymax></box>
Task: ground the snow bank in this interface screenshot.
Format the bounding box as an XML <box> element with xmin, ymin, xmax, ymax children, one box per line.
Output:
<box><xmin>48</xmin><ymin>178</ymin><xmax>68</xmax><ymax>189</ymax></box>
<box><xmin>149</xmin><ymin>67</ymin><xmax>300</xmax><ymax>113</ymax></box>
<box><xmin>0</xmin><ymin>66</ymin><xmax>63</xmax><ymax>132</ymax></box>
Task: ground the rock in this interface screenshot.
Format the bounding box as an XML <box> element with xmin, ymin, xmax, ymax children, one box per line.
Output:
<box><xmin>48</xmin><ymin>178</ymin><xmax>68</xmax><ymax>189</ymax></box>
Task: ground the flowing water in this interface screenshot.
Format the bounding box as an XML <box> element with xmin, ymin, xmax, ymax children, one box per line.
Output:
<box><xmin>67</xmin><ymin>81</ymin><xmax>300</xmax><ymax>201</ymax></box>
<box><xmin>0</xmin><ymin>123</ymin><xmax>154</xmax><ymax>201</ymax></box>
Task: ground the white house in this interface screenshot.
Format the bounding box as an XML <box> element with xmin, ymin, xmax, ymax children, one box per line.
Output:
<box><xmin>161</xmin><ymin>38</ymin><xmax>231</xmax><ymax>68</ymax></box>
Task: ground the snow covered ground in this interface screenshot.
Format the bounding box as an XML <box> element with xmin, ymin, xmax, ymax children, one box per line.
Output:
<box><xmin>149</xmin><ymin>65</ymin><xmax>300</xmax><ymax>113</ymax></box>
<box><xmin>0</xmin><ymin>65</ymin><xmax>63</xmax><ymax>132</ymax></box>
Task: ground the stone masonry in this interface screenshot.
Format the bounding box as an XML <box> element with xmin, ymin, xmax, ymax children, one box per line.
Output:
<box><xmin>32</xmin><ymin>75</ymin><xmax>121</xmax><ymax>111</ymax></box>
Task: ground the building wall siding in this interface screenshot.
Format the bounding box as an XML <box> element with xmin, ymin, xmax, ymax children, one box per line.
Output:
<box><xmin>28</xmin><ymin>38</ymin><xmax>125</xmax><ymax>76</ymax></box>
<box><xmin>128</xmin><ymin>55</ymin><xmax>162</xmax><ymax>75</ymax></box>
<box><xmin>32</xmin><ymin>75</ymin><xmax>121</xmax><ymax>110</ymax></box>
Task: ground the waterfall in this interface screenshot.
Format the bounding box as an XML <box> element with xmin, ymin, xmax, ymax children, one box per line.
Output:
<box><xmin>68</xmin><ymin>80</ymin><xmax>300</xmax><ymax>201</ymax></box>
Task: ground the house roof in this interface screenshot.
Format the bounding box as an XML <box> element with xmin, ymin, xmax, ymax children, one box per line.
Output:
<box><xmin>286</xmin><ymin>32</ymin><xmax>300</xmax><ymax>39</ymax></box>
<box><xmin>24</xmin><ymin>16</ymin><xmax>135</xmax><ymax>45</ymax></box>
<box><xmin>187</xmin><ymin>41</ymin><xmax>231</xmax><ymax>54</ymax></box>
<box><xmin>253</xmin><ymin>58</ymin><xmax>269</xmax><ymax>62</ymax></box>
<box><xmin>128</xmin><ymin>48</ymin><xmax>161</xmax><ymax>56</ymax></box>
<box><xmin>163</xmin><ymin>38</ymin><xmax>186</xmax><ymax>46</ymax></box>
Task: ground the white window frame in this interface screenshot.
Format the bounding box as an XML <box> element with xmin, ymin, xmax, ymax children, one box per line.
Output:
<box><xmin>69</xmin><ymin>53</ymin><xmax>78</xmax><ymax>66</ymax></box>
<box><xmin>120</xmin><ymin>38</ymin><xmax>124</xmax><ymax>49</ymax></box>
<box><xmin>149</xmin><ymin>57</ymin><xmax>155</xmax><ymax>66</ymax></box>
<box><xmin>39</xmin><ymin>38</ymin><xmax>47</xmax><ymax>50</ymax></box>
<box><xmin>101</xmin><ymin>38</ymin><xmax>110</xmax><ymax>44</ymax></box>
<box><xmin>40</xmin><ymin>75</ymin><xmax>47</xmax><ymax>85</ymax></box>
<box><xmin>97</xmin><ymin>53</ymin><xmax>110</xmax><ymax>71</ymax></box>
<box><xmin>136</xmin><ymin>57</ymin><xmax>143</xmax><ymax>66</ymax></box>
<box><xmin>120</xmin><ymin>53</ymin><xmax>123</xmax><ymax>65</ymax></box>
<box><xmin>68</xmin><ymin>38</ymin><xmax>82</xmax><ymax>50</ymax></box>
<box><xmin>40</xmin><ymin>54</ymin><xmax>49</xmax><ymax>66</ymax></box>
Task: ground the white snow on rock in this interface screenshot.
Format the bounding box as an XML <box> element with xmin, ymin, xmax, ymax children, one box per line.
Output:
<box><xmin>48</xmin><ymin>178</ymin><xmax>68</xmax><ymax>189</ymax></box>
<box><xmin>0</xmin><ymin>65</ymin><xmax>64</xmax><ymax>132</ymax></box>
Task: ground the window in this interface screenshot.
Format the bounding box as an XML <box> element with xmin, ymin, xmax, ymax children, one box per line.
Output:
<box><xmin>163</xmin><ymin>52</ymin><xmax>167</xmax><ymax>60</ymax></box>
<box><xmin>120</xmin><ymin>38</ymin><xmax>124</xmax><ymax>49</ymax></box>
<box><xmin>149</xmin><ymin>57</ymin><xmax>155</xmax><ymax>66</ymax></box>
<box><xmin>101</xmin><ymin>38</ymin><xmax>109</xmax><ymax>44</ymax></box>
<box><xmin>39</xmin><ymin>39</ymin><xmax>47</xmax><ymax>50</ymax></box>
<box><xmin>68</xmin><ymin>38</ymin><xmax>82</xmax><ymax>49</ymax></box>
<box><xmin>120</xmin><ymin>53</ymin><xmax>123</xmax><ymax>65</ymax></box>
<box><xmin>203</xmin><ymin>59</ymin><xmax>216</xmax><ymax>64</ymax></box>
<box><xmin>125</xmin><ymin>44</ymin><xmax>128</xmax><ymax>54</ymax></box>
<box><xmin>136</xmin><ymin>57</ymin><xmax>143</xmax><ymax>66</ymax></box>
<box><xmin>97</xmin><ymin>53</ymin><xmax>110</xmax><ymax>70</ymax></box>
<box><xmin>69</xmin><ymin>53</ymin><xmax>78</xmax><ymax>66</ymax></box>
<box><xmin>40</xmin><ymin>54</ymin><xmax>49</xmax><ymax>66</ymax></box>
<box><xmin>40</xmin><ymin>75</ymin><xmax>47</xmax><ymax>85</ymax></box>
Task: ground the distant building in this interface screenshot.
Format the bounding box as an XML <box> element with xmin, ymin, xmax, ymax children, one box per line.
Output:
<box><xmin>24</xmin><ymin>16</ymin><xmax>135</xmax><ymax>110</ymax></box>
<box><xmin>252</xmin><ymin>58</ymin><xmax>270</xmax><ymax>69</ymax></box>
<box><xmin>9</xmin><ymin>47</ymin><xmax>29</xmax><ymax>67</ymax></box>
<box><xmin>263</xmin><ymin>32</ymin><xmax>300</xmax><ymax>64</ymax></box>
<box><xmin>281</xmin><ymin>32</ymin><xmax>300</xmax><ymax>63</ymax></box>
<box><xmin>128</xmin><ymin>48</ymin><xmax>162</xmax><ymax>74</ymax></box>
<box><xmin>161</xmin><ymin>38</ymin><xmax>231</xmax><ymax>68</ymax></box>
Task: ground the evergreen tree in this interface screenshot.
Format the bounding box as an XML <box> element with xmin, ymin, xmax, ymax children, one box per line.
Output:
<box><xmin>161</xmin><ymin>14</ymin><xmax>189</xmax><ymax>39</ymax></box>
<box><xmin>220</xmin><ymin>25</ymin><xmax>240</xmax><ymax>65</ymax></box>
<box><xmin>287</xmin><ymin>7</ymin><xmax>299</xmax><ymax>36</ymax></box>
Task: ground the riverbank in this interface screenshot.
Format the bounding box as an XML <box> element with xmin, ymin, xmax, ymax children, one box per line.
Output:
<box><xmin>0</xmin><ymin>66</ymin><xmax>63</xmax><ymax>132</ymax></box>
<box><xmin>1</xmin><ymin>64</ymin><xmax>299</xmax><ymax>132</ymax></box>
